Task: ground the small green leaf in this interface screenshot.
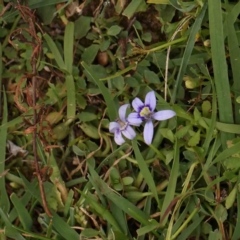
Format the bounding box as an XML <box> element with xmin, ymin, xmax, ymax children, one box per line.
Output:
<box><xmin>236</xmin><ymin>96</ymin><xmax>240</xmax><ymax>104</ymax></box>
<box><xmin>125</xmin><ymin>77</ymin><xmax>140</xmax><ymax>87</ymax></box>
<box><xmin>72</xmin><ymin>145</ymin><xmax>87</xmax><ymax>156</ymax></box>
<box><xmin>142</xmin><ymin>32</ymin><xmax>152</xmax><ymax>42</ymax></box>
<box><xmin>75</xmin><ymin>77</ymin><xmax>86</xmax><ymax>89</ymax></box>
<box><xmin>113</xmin><ymin>76</ymin><xmax>125</xmax><ymax>90</ymax></box>
<box><xmin>100</xmin><ymin>39</ymin><xmax>111</xmax><ymax>51</ymax></box>
<box><xmin>224</xmin><ymin>157</ymin><xmax>240</xmax><ymax>169</ymax></box>
<box><xmin>193</xmin><ymin>107</ymin><xmax>201</xmax><ymax>122</ymax></box>
<box><xmin>107</xmin><ymin>25</ymin><xmax>123</xmax><ymax>36</ymax></box>
<box><xmin>110</xmin><ymin>168</ymin><xmax>121</xmax><ymax>186</ymax></box>
<box><xmin>173</xmin><ymin>105</ymin><xmax>193</xmax><ymax>121</ymax></box>
<box><xmin>201</xmin><ymin>222</ymin><xmax>212</xmax><ymax>234</ymax></box>
<box><xmin>82</xmin><ymin>44</ymin><xmax>99</xmax><ymax>64</ymax></box>
<box><xmin>76</xmin><ymin>93</ymin><xmax>87</xmax><ymax>109</ymax></box>
<box><xmin>144</xmin><ymin>70</ymin><xmax>160</xmax><ymax>84</ymax></box>
<box><xmin>202</xmin><ymin>100</ymin><xmax>211</xmax><ymax>117</ymax></box>
<box><xmin>74</xmin><ymin>16</ymin><xmax>92</xmax><ymax>39</ymax></box>
<box><xmin>215</xmin><ymin>204</ymin><xmax>228</xmax><ymax>222</ymax></box>
<box><xmin>159</xmin><ymin>128</ymin><xmax>174</xmax><ymax>143</ymax></box>
<box><xmin>78</xmin><ymin>112</ymin><xmax>97</xmax><ymax>122</ymax></box>
<box><xmin>122</xmin><ymin>177</ymin><xmax>134</xmax><ymax>186</ymax></box>
<box><xmin>225</xmin><ymin>185</ymin><xmax>237</xmax><ymax>209</ymax></box>
<box><xmin>176</xmin><ymin>125</ymin><xmax>191</xmax><ymax>139</ymax></box>
<box><xmin>188</xmin><ymin>130</ymin><xmax>200</xmax><ymax>147</ymax></box>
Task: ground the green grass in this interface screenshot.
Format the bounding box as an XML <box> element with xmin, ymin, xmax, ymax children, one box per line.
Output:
<box><xmin>1</xmin><ymin>0</ymin><xmax>240</xmax><ymax>239</ymax></box>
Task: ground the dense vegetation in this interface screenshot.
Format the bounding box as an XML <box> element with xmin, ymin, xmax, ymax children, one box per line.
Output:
<box><xmin>1</xmin><ymin>0</ymin><xmax>240</xmax><ymax>239</ymax></box>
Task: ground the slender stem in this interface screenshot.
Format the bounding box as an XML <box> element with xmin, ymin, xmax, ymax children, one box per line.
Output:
<box><xmin>171</xmin><ymin>205</ymin><xmax>199</xmax><ymax>239</ymax></box>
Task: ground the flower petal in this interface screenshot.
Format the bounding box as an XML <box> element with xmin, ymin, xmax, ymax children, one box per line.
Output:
<box><xmin>114</xmin><ymin>130</ymin><xmax>125</xmax><ymax>145</ymax></box>
<box><xmin>132</xmin><ymin>97</ymin><xmax>144</xmax><ymax>112</ymax></box>
<box><xmin>127</xmin><ymin>113</ymin><xmax>143</xmax><ymax>126</ymax></box>
<box><xmin>109</xmin><ymin>122</ymin><xmax>120</xmax><ymax>133</ymax></box>
<box><xmin>152</xmin><ymin>110</ymin><xmax>176</xmax><ymax>121</ymax></box>
<box><xmin>145</xmin><ymin>91</ymin><xmax>156</xmax><ymax>111</ymax></box>
<box><xmin>118</xmin><ymin>104</ymin><xmax>129</xmax><ymax>122</ymax></box>
<box><xmin>144</xmin><ymin>120</ymin><xmax>154</xmax><ymax>145</ymax></box>
<box><xmin>122</xmin><ymin>125</ymin><xmax>136</xmax><ymax>140</ymax></box>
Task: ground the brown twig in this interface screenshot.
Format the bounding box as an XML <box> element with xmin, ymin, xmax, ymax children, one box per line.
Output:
<box><xmin>13</xmin><ymin>2</ymin><xmax>52</xmax><ymax>217</ymax></box>
<box><xmin>32</xmin><ymin>62</ymin><xmax>52</xmax><ymax>218</ymax></box>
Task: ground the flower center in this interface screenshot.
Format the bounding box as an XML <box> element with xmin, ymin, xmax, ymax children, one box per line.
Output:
<box><xmin>117</xmin><ymin>119</ymin><xmax>128</xmax><ymax>131</ymax></box>
<box><xmin>140</xmin><ymin>106</ymin><xmax>151</xmax><ymax>118</ymax></box>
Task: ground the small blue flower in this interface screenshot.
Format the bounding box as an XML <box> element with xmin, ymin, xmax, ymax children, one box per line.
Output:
<box><xmin>128</xmin><ymin>91</ymin><xmax>176</xmax><ymax>145</ymax></box>
<box><xmin>109</xmin><ymin>104</ymin><xmax>136</xmax><ymax>145</ymax></box>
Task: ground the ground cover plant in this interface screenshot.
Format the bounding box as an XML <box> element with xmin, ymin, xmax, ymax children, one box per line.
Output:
<box><xmin>1</xmin><ymin>0</ymin><xmax>240</xmax><ymax>239</ymax></box>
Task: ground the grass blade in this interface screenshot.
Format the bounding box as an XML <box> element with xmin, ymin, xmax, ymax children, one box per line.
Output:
<box><xmin>52</xmin><ymin>212</ymin><xmax>79</xmax><ymax>240</ymax></box>
<box><xmin>201</xmin><ymin>67</ymin><xmax>217</xmax><ymax>156</ymax></box>
<box><xmin>122</xmin><ymin>0</ymin><xmax>144</xmax><ymax>19</ymax></box>
<box><xmin>223</xmin><ymin>2</ymin><xmax>240</xmax><ymax>39</ymax></box>
<box><xmin>208</xmin><ymin>0</ymin><xmax>234</xmax><ymax>147</ymax></box>
<box><xmin>19</xmin><ymin>173</ymin><xmax>79</xmax><ymax>240</ymax></box>
<box><xmin>171</xmin><ymin>2</ymin><xmax>207</xmax><ymax>103</ymax></box>
<box><xmin>203</xmin><ymin>118</ymin><xmax>240</xmax><ymax>134</ymax></box>
<box><xmin>9</xmin><ymin>189</ymin><xmax>34</xmax><ymax>223</ymax></box>
<box><xmin>0</xmin><ymin>88</ymin><xmax>10</xmax><ymax>213</ymax></box>
<box><xmin>87</xmin><ymin>163</ymin><xmax>151</xmax><ymax>225</ymax></box>
<box><xmin>210</xmin><ymin>140</ymin><xmax>240</xmax><ymax>166</ymax></box>
<box><xmin>83</xmin><ymin>193</ymin><xmax>123</xmax><ymax>233</ymax></box>
<box><xmin>0</xmin><ymin>209</ymin><xmax>25</xmax><ymax>240</ymax></box>
<box><xmin>132</xmin><ymin>139</ymin><xmax>159</xmax><ymax>205</ymax></box>
<box><xmin>44</xmin><ymin>33</ymin><xmax>65</xmax><ymax>70</ymax></box>
<box><xmin>81</xmin><ymin>62</ymin><xmax>117</xmax><ymax>121</ymax></box>
<box><xmin>29</xmin><ymin>0</ymin><xmax>67</xmax><ymax>8</ymax></box>
<box><xmin>10</xmin><ymin>193</ymin><xmax>33</xmax><ymax>231</ymax></box>
<box><xmin>175</xmin><ymin>216</ymin><xmax>204</xmax><ymax>240</ymax></box>
<box><xmin>64</xmin><ymin>22</ymin><xmax>74</xmax><ymax>74</ymax></box>
<box><xmin>66</xmin><ymin>74</ymin><xmax>76</xmax><ymax>119</ymax></box>
<box><xmin>110</xmin><ymin>203</ymin><xmax>128</xmax><ymax>235</ymax></box>
<box><xmin>225</xmin><ymin>4</ymin><xmax>240</xmax><ymax>123</ymax></box>
<box><xmin>12</xmin><ymin>226</ymin><xmax>52</xmax><ymax>240</ymax></box>
<box><xmin>160</xmin><ymin>139</ymin><xmax>180</xmax><ymax>226</ymax></box>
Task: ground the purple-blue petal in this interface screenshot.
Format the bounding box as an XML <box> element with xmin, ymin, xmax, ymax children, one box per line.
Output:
<box><xmin>144</xmin><ymin>120</ymin><xmax>154</xmax><ymax>145</ymax></box>
<box><xmin>152</xmin><ymin>110</ymin><xmax>176</xmax><ymax>121</ymax></box>
<box><xmin>127</xmin><ymin>113</ymin><xmax>143</xmax><ymax>126</ymax></box>
<box><xmin>145</xmin><ymin>91</ymin><xmax>156</xmax><ymax>111</ymax></box>
<box><xmin>122</xmin><ymin>125</ymin><xmax>136</xmax><ymax>140</ymax></box>
<box><xmin>114</xmin><ymin>130</ymin><xmax>125</xmax><ymax>145</ymax></box>
<box><xmin>118</xmin><ymin>104</ymin><xmax>129</xmax><ymax>122</ymax></box>
<box><xmin>132</xmin><ymin>97</ymin><xmax>144</xmax><ymax>112</ymax></box>
<box><xmin>109</xmin><ymin>122</ymin><xmax>120</xmax><ymax>133</ymax></box>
